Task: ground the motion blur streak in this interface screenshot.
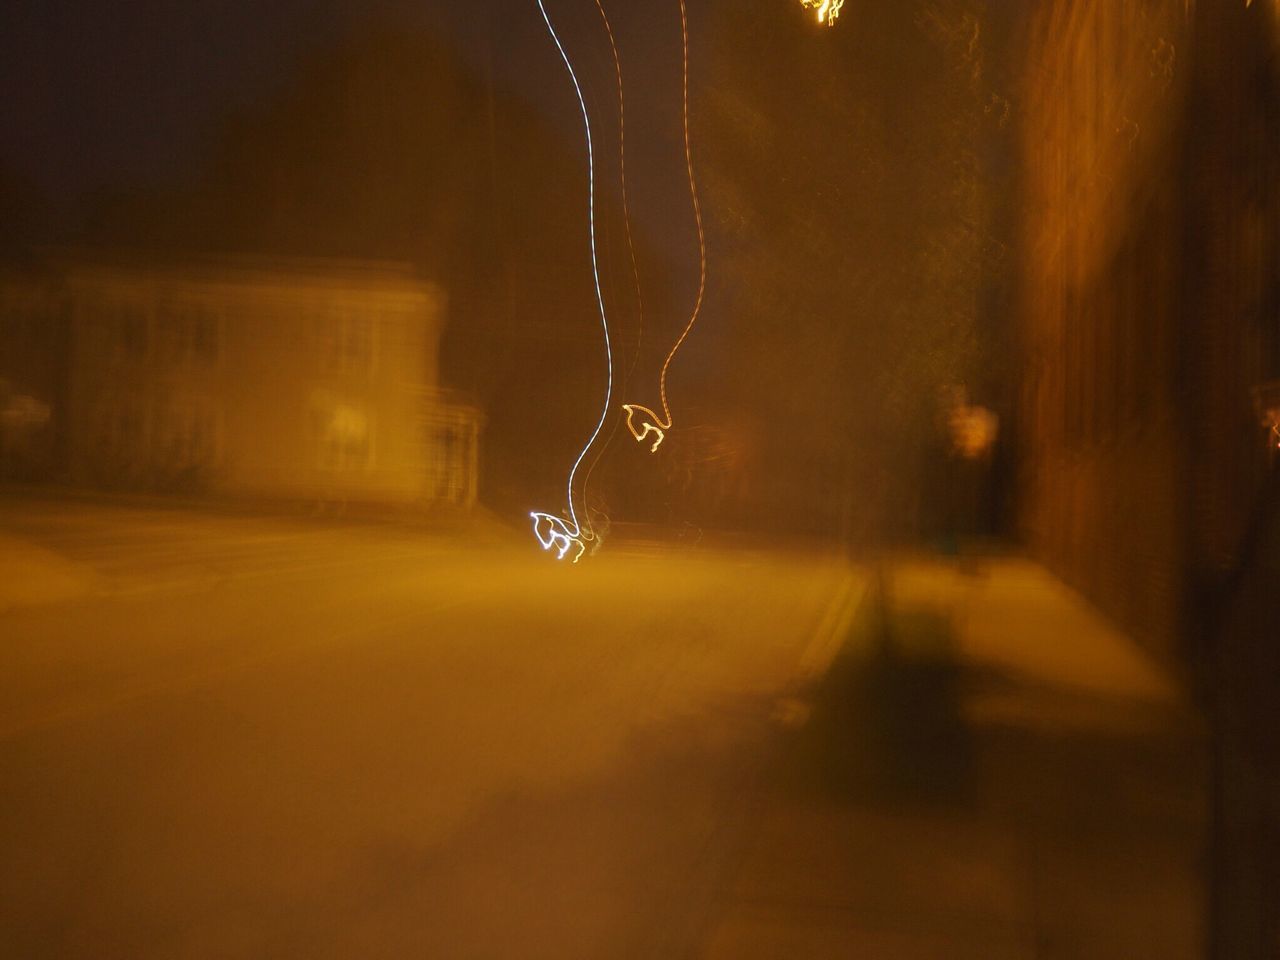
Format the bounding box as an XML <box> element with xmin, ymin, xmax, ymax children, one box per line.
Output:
<box><xmin>592</xmin><ymin>0</ymin><xmax>645</xmax><ymax>383</ymax></box>
<box><xmin>575</xmin><ymin>0</ymin><xmax>646</xmax><ymax>526</ymax></box>
<box><xmin>800</xmin><ymin>0</ymin><xmax>846</xmax><ymax>27</ymax></box>
<box><xmin>531</xmin><ymin>0</ymin><xmax>616</xmax><ymax>560</ymax></box>
<box><xmin>621</xmin><ymin>0</ymin><xmax>706</xmax><ymax>455</ymax></box>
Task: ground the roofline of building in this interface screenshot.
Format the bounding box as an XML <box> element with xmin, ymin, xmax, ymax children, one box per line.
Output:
<box><xmin>32</xmin><ymin>246</ymin><xmax>441</xmax><ymax>295</ymax></box>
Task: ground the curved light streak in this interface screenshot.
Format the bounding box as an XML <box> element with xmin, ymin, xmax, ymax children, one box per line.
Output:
<box><xmin>593</xmin><ymin>0</ymin><xmax>645</xmax><ymax>386</ymax></box>
<box><xmin>531</xmin><ymin>0</ymin><xmax>615</xmax><ymax>562</ymax></box>
<box><xmin>531</xmin><ymin>511</ymin><xmax>587</xmax><ymax>563</ymax></box>
<box><xmin>800</xmin><ymin>0</ymin><xmax>846</xmax><ymax>27</ymax></box>
<box><xmin>621</xmin><ymin>0</ymin><xmax>706</xmax><ymax>455</ymax></box>
<box><xmin>577</xmin><ymin>0</ymin><xmax>647</xmax><ymax>529</ymax></box>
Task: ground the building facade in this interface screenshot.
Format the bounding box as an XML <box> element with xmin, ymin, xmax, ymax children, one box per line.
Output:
<box><xmin>1018</xmin><ymin>0</ymin><xmax>1280</xmax><ymax>666</ymax></box>
<box><xmin>1</xmin><ymin>253</ymin><xmax>480</xmax><ymax>508</ymax></box>
<box><xmin>0</xmin><ymin>263</ymin><xmax>65</xmax><ymax>480</ymax></box>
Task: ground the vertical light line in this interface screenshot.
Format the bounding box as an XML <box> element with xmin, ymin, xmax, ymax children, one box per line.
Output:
<box><xmin>579</xmin><ymin>0</ymin><xmax>644</xmax><ymax>521</ymax></box>
<box><xmin>592</xmin><ymin>0</ymin><xmax>645</xmax><ymax>383</ymax></box>
<box><xmin>617</xmin><ymin>0</ymin><xmax>705</xmax><ymax>454</ymax></box>
<box><xmin>536</xmin><ymin>0</ymin><xmax>615</xmax><ymax>540</ymax></box>
<box><xmin>658</xmin><ymin>0</ymin><xmax>706</xmax><ymax>428</ymax></box>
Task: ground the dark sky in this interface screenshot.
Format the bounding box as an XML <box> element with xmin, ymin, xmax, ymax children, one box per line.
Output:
<box><xmin>0</xmin><ymin>0</ymin><xmax>686</xmax><ymax>202</ymax></box>
<box><xmin>0</xmin><ymin>1</ymin><xmax>544</xmax><ymax>203</ymax></box>
<box><xmin>3</xmin><ymin>2</ymin><xmax>297</xmax><ymax>190</ymax></box>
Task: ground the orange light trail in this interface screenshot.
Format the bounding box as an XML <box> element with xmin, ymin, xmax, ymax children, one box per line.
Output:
<box><xmin>593</xmin><ymin>0</ymin><xmax>645</xmax><ymax>385</ymax></box>
<box><xmin>621</xmin><ymin>0</ymin><xmax>706</xmax><ymax>455</ymax></box>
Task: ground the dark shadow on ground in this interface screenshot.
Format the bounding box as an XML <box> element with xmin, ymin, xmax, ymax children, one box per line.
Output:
<box><xmin>786</xmin><ymin>586</ymin><xmax>975</xmax><ymax>808</ymax></box>
<box><xmin>718</xmin><ymin>564</ymin><xmax>1209</xmax><ymax>958</ymax></box>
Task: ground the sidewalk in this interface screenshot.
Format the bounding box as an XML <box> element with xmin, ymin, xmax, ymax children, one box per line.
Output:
<box><xmin>699</xmin><ymin>556</ymin><xmax>1206</xmax><ymax>959</ymax></box>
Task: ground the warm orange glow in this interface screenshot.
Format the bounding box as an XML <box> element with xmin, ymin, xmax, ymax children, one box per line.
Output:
<box><xmin>1265</xmin><ymin>408</ymin><xmax>1280</xmax><ymax>449</ymax></box>
<box><xmin>800</xmin><ymin>0</ymin><xmax>846</xmax><ymax>27</ymax></box>
<box><xmin>950</xmin><ymin>404</ymin><xmax>999</xmax><ymax>460</ymax></box>
<box><xmin>621</xmin><ymin>0</ymin><xmax>706</xmax><ymax>454</ymax></box>
<box><xmin>621</xmin><ymin>403</ymin><xmax>666</xmax><ymax>452</ymax></box>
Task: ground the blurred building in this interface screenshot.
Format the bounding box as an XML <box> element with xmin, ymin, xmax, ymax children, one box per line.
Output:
<box><xmin>0</xmin><ymin>253</ymin><xmax>481</xmax><ymax>508</ymax></box>
<box><xmin>0</xmin><ymin>262</ymin><xmax>66</xmax><ymax>480</ymax></box>
<box><xmin>1018</xmin><ymin>0</ymin><xmax>1280</xmax><ymax>668</ymax></box>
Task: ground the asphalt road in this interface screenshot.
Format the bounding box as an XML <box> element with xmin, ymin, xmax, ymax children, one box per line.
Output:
<box><xmin>0</xmin><ymin>498</ymin><xmax>856</xmax><ymax>959</ymax></box>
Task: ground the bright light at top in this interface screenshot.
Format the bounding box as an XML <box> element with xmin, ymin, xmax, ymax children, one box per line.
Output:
<box><xmin>800</xmin><ymin>0</ymin><xmax>846</xmax><ymax>27</ymax></box>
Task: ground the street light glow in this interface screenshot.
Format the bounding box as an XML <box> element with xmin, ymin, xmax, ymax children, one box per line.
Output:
<box><xmin>800</xmin><ymin>0</ymin><xmax>846</xmax><ymax>27</ymax></box>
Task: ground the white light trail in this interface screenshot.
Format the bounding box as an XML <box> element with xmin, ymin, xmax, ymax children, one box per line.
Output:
<box><xmin>531</xmin><ymin>0</ymin><xmax>616</xmax><ymax>562</ymax></box>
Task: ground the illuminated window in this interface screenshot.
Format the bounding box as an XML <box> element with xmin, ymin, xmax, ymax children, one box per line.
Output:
<box><xmin>316</xmin><ymin>405</ymin><xmax>374</xmax><ymax>472</ymax></box>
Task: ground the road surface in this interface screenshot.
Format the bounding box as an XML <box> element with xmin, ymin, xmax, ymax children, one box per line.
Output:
<box><xmin>0</xmin><ymin>497</ymin><xmax>857</xmax><ymax>958</ymax></box>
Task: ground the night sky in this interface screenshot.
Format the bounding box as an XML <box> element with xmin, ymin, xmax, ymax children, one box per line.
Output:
<box><xmin>0</xmin><ymin>0</ymin><xmax>685</xmax><ymax>209</ymax></box>
<box><xmin>2</xmin><ymin>1</ymin><xmax>449</xmax><ymax>198</ymax></box>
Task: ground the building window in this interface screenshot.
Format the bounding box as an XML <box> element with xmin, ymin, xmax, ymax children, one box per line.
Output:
<box><xmin>432</xmin><ymin>425</ymin><xmax>463</xmax><ymax>502</ymax></box>
<box><xmin>423</xmin><ymin>407</ymin><xmax>479</xmax><ymax>506</ymax></box>
<box><xmin>316</xmin><ymin>403</ymin><xmax>374</xmax><ymax>472</ymax></box>
<box><xmin>110</xmin><ymin>403</ymin><xmax>146</xmax><ymax>452</ymax></box>
<box><xmin>110</xmin><ymin>305</ymin><xmax>149</xmax><ymax>359</ymax></box>
<box><xmin>155</xmin><ymin>399</ymin><xmax>219</xmax><ymax>473</ymax></box>
<box><xmin>158</xmin><ymin>301</ymin><xmax>219</xmax><ymax>366</ymax></box>
<box><xmin>88</xmin><ymin>394</ymin><xmax>149</xmax><ymax>483</ymax></box>
<box><xmin>320</xmin><ymin>309</ymin><xmax>375</xmax><ymax>378</ymax></box>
